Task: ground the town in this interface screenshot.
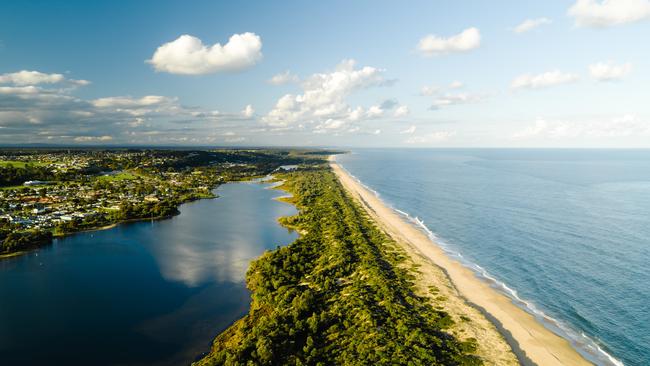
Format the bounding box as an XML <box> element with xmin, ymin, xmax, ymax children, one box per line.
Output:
<box><xmin>0</xmin><ymin>148</ymin><xmax>324</xmax><ymax>256</ymax></box>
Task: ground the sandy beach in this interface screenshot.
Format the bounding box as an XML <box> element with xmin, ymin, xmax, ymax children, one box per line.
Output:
<box><xmin>329</xmin><ymin>155</ymin><xmax>592</xmax><ymax>366</ymax></box>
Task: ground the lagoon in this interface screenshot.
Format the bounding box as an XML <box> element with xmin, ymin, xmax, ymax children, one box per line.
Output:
<box><xmin>0</xmin><ymin>180</ymin><xmax>297</xmax><ymax>365</ymax></box>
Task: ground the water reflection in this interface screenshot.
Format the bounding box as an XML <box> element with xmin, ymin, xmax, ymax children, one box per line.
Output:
<box><xmin>0</xmin><ymin>180</ymin><xmax>297</xmax><ymax>366</ymax></box>
<box><xmin>143</xmin><ymin>182</ymin><xmax>297</xmax><ymax>286</ymax></box>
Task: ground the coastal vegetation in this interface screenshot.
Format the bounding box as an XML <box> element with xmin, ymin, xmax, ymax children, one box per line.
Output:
<box><xmin>196</xmin><ymin>167</ymin><xmax>481</xmax><ymax>365</ymax></box>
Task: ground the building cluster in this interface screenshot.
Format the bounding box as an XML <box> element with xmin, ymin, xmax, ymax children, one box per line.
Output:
<box><xmin>0</xmin><ymin>150</ymin><xmax>232</xmax><ymax>232</ymax></box>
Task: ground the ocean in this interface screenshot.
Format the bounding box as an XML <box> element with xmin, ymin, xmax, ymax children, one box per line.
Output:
<box><xmin>337</xmin><ymin>149</ymin><xmax>650</xmax><ymax>366</ymax></box>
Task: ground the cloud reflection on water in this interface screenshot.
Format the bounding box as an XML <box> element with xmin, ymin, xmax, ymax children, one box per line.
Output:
<box><xmin>140</xmin><ymin>182</ymin><xmax>297</xmax><ymax>287</ymax></box>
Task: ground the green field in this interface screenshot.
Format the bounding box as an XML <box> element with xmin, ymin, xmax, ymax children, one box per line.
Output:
<box><xmin>0</xmin><ymin>160</ymin><xmax>48</xmax><ymax>168</ymax></box>
<box><xmin>96</xmin><ymin>171</ymin><xmax>138</xmax><ymax>181</ymax></box>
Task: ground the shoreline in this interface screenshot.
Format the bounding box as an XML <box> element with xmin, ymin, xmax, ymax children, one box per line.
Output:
<box><xmin>0</xmin><ymin>190</ymin><xmax>219</xmax><ymax>261</ymax></box>
<box><xmin>329</xmin><ymin>155</ymin><xmax>593</xmax><ymax>366</ymax></box>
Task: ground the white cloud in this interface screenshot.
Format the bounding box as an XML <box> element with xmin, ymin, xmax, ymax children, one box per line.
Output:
<box><xmin>263</xmin><ymin>59</ymin><xmax>392</xmax><ymax>129</ymax></box>
<box><xmin>394</xmin><ymin>105</ymin><xmax>410</xmax><ymax>117</ymax></box>
<box><xmin>147</xmin><ymin>33</ymin><xmax>262</xmax><ymax>75</ymax></box>
<box><xmin>568</xmin><ymin>0</ymin><xmax>650</xmax><ymax>27</ymax></box>
<box><xmin>92</xmin><ymin>95</ymin><xmax>177</xmax><ymax>108</ymax></box>
<box><xmin>347</xmin><ymin>107</ymin><xmax>364</xmax><ymax>122</ymax></box>
<box><xmin>400</xmin><ymin>125</ymin><xmax>416</xmax><ymax>134</ymax></box>
<box><xmin>313</xmin><ymin>118</ymin><xmax>349</xmax><ymax>134</ymax></box>
<box><xmin>0</xmin><ymin>70</ymin><xmax>64</xmax><ymax>85</ymax></box>
<box><xmin>366</xmin><ymin>105</ymin><xmax>384</xmax><ymax>118</ymax></box>
<box><xmin>0</xmin><ymin>70</ymin><xmax>89</xmax><ymax>87</ymax></box>
<box><xmin>405</xmin><ymin>131</ymin><xmax>455</xmax><ymax>144</ymax></box>
<box><xmin>268</xmin><ymin>70</ymin><xmax>299</xmax><ymax>85</ymax></box>
<box><xmin>589</xmin><ymin>61</ymin><xmax>632</xmax><ymax>81</ymax></box>
<box><xmin>417</xmin><ymin>27</ymin><xmax>481</xmax><ymax>56</ymax></box>
<box><xmin>511</xmin><ymin>70</ymin><xmax>579</xmax><ymax>90</ymax></box>
<box><xmin>513</xmin><ymin>17</ymin><xmax>552</xmax><ymax>33</ymax></box>
<box><xmin>513</xmin><ymin>115</ymin><xmax>650</xmax><ymax>139</ymax></box>
<box><xmin>430</xmin><ymin>92</ymin><xmax>484</xmax><ymax>109</ymax></box>
<box><xmin>242</xmin><ymin>104</ymin><xmax>255</xmax><ymax>118</ymax></box>
<box><xmin>0</xmin><ymin>72</ymin><xmax>257</xmax><ymax>144</ymax></box>
<box><xmin>373</xmin><ymin>129</ymin><xmax>381</xmax><ymax>135</ymax></box>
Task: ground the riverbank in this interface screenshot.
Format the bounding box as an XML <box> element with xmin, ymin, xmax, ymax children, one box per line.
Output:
<box><xmin>329</xmin><ymin>155</ymin><xmax>592</xmax><ymax>366</ymax></box>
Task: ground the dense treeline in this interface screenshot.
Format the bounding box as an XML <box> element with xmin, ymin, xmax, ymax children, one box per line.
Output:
<box><xmin>0</xmin><ymin>164</ymin><xmax>53</xmax><ymax>186</ymax></box>
<box><xmin>0</xmin><ymin>163</ymin><xmax>98</xmax><ymax>187</ymax></box>
<box><xmin>0</xmin><ymin>221</ymin><xmax>52</xmax><ymax>254</ymax></box>
<box><xmin>196</xmin><ymin>168</ymin><xmax>481</xmax><ymax>366</ymax></box>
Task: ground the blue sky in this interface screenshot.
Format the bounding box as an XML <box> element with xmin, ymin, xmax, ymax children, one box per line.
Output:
<box><xmin>1</xmin><ymin>0</ymin><xmax>649</xmax><ymax>147</ymax></box>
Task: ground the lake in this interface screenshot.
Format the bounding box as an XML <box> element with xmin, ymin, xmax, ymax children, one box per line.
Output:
<box><xmin>0</xmin><ymin>180</ymin><xmax>298</xmax><ymax>365</ymax></box>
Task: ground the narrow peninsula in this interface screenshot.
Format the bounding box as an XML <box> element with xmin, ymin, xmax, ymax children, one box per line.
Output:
<box><xmin>197</xmin><ymin>155</ymin><xmax>593</xmax><ymax>366</ymax></box>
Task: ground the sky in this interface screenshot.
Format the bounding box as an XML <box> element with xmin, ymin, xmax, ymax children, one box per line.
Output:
<box><xmin>1</xmin><ymin>0</ymin><xmax>650</xmax><ymax>148</ymax></box>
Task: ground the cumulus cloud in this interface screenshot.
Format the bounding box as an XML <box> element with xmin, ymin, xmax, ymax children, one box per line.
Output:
<box><xmin>147</xmin><ymin>33</ymin><xmax>262</xmax><ymax>75</ymax></box>
<box><xmin>589</xmin><ymin>61</ymin><xmax>632</xmax><ymax>81</ymax></box>
<box><xmin>405</xmin><ymin>131</ymin><xmax>455</xmax><ymax>144</ymax></box>
<box><xmin>513</xmin><ymin>115</ymin><xmax>650</xmax><ymax>139</ymax></box>
<box><xmin>366</xmin><ymin>105</ymin><xmax>384</xmax><ymax>118</ymax></box>
<box><xmin>568</xmin><ymin>0</ymin><xmax>650</xmax><ymax>27</ymax></box>
<box><xmin>417</xmin><ymin>27</ymin><xmax>481</xmax><ymax>56</ymax></box>
<box><xmin>241</xmin><ymin>104</ymin><xmax>255</xmax><ymax>118</ymax></box>
<box><xmin>0</xmin><ymin>70</ymin><xmax>89</xmax><ymax>87</ymax></box>
<box><xmin>513</xmin><ymin>17</ymin><xmax>552</xmax><ymax>33</ymax></box>
<box><xmin>263</xmin><ymin>59</ymin><xmax>393</xmax><ymax>131</ymax></box>
<box><xmin>0</xmin><ymin>70</ymin><xmax>256</xmax><ymax>145</ymax></box>
<box><xmin>268</xmin><ymin>70</ymin><xmax>299</xmax><ymax>85</ymax></box>
<box><xmin>511</xmin><ymin>70</ymin><xmax>579</xmax><ymax>90</ymax></box>
<box><xmin>394</xmin><ymin>105</ymin><xmax>410</xmax><ymax>117</ymax></box>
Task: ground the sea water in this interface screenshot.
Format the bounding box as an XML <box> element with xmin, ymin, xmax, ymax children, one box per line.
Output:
<box><xmin>337</xmin><ymin>149</ymin><xmax>650</xmax><ymax>366</ymax></box>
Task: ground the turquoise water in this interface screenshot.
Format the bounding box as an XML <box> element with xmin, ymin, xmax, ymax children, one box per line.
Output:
<box><xmin>337</xmin><ymin>149</ymin><xmax>650</xmax><ymax>366</ymax></box>
<box><xmin>0</xmin><ymin>180</ymin><xmax>297</xmax><ymax>365</ymax></box>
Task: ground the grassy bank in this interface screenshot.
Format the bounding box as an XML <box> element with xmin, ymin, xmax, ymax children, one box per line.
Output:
<box><xmin>195</xmin><ymin>168</ymin><xmax>482</xmax><ymax>365</ymax></box>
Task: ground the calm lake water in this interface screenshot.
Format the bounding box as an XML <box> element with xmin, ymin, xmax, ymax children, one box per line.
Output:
<box><xmin>338</xmin><ymin>149</ymin><xmax>650</xmax><ymax>366</ymax></box>
<box><xmin>0</xmin><ymin>180</ymin><xmax>297</xmax><ymax>366</ymax></box>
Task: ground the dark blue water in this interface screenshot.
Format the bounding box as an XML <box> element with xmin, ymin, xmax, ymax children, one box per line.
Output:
<box><xmin>0</xmin><ymin>181</ymin><xmax>297</xmax><ymax>366</ymax></box>
<box><xmin>337</xmin><ymin>149</ymin><xmax>650</xmax><ymax>366</ymax></box>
